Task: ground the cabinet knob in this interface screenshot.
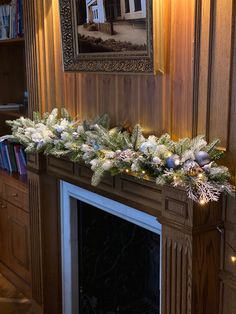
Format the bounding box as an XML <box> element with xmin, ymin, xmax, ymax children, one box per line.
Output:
<box><xmin>12</xmin><ymin>193</ymin><xmax>18</xmax><ymax>198</ymax></box>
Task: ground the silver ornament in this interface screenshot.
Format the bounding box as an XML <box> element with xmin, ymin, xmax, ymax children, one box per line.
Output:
<box><xmin>195</xmin><ymin>151</ymin><xmax>210</xmax><ymax>167</ymax></box>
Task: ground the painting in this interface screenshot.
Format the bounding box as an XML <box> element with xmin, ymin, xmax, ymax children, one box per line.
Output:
<box><xmin>77</xmin><ymin>0</ymin><xmax>148</xmax><ymax>54</ymax></box>
<box><xmin>59</xmin><ymin>0</ymin><xmax>163</xmax><ymax>73</ymax></box>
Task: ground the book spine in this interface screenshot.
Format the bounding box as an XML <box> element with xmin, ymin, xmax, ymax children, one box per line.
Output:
<box><xmin>14</xmin><ymin>145</ymin><xmax>22</xmax><ymax>174</ymax></box>
<box><xmin>19</xmin><ymin>146</ymin><xmax>27</xmax><ymax>174</ymax></box>
<box><xmin>8</xmin><ymin>142</ymin><xmax>18</xmax><ymax>172</ymax></box>
<box><xmin>5</xmin><ymin>142</ymin><xmax>13</xmax><ymax>173</ymax></box>
<box><xmin>0</xmin><ymin>143</ymin><xmax>4</xmax><ymax>169</ymax></box>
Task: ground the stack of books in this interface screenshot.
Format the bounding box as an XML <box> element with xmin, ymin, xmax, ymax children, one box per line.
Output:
<box><xmin>0</xmin><ymin>140</ymin><xmax>27</xmax><ymax>175</ymax></box>
<box><xmin>0</xmin><ymin>0</ymin><xmax>23</xmax><ymax>40</ymax></box>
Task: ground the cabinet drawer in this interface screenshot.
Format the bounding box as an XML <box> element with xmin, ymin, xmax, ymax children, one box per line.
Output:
<box><xmin>7</xmin><ymin>203</ymin><xmax>31</xmax><ymax>285</ymax></box>
<box><xmin>4</xmin><ymin>184</ymin><xmax>28</xmax><ymax>211</ymax></box>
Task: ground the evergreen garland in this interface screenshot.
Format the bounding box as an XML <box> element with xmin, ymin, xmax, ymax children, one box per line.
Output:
<box><xmin>2</xmin><ymin>108</ymin><xmax>235</xmax><ymax>204</ymax></box>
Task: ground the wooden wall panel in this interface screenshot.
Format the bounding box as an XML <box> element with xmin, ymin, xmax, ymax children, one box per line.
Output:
<box><xmin>33</xmin><ymin>0</ymin><xmax>196</xmax><ymax>138</ymax></box>
<box><xmin>24</xmin><ymin>0</ymin><xmax>236</xmax><ymax>313</ymax></box>
<box><xmin>207</xmin><ymin>0</ymin><xmax>234</xmax><ymax>149</ymax></box>
<box><xmin>170</xmin><ymin>0</ymin><xmax>195</xmax><ymax>139</ymax></box>
<box><xmin>23</xmin><ymin>0</ymin><xmax>39</xmax><ymax>116</ymax></box>
<box><xmin>196</xmin><ymin>0</ymin><xmax>212</xmax><ymax>136</ymax></box>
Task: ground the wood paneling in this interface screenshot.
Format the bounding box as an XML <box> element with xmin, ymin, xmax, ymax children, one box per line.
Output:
<box><xmin>31</xmin><ymin>0</ymin><xmax>196</xmax><ymax>137</ymax></box>
<box><xmin>0</xmin><ymin>171</ymin><xmax>31</xmax><ymax>298</ymax></box>
<box><xmin>208</xmin><ymin>0</ymin><xmax>234</xmax><ymax>149</ymax></box>
<box><xmin>27</xmin><ymin>154</ymin><xmax>223</xmax><ymax>314</ymax></box>
<box><xmin>24</xmin><ymin>0</ymin><xmax>236</xmax><ymax>313</ymax></box>
<box><xmin>23</xmin><ymin>0</ymin><xmax>39</xmax><ymax>116</ymax></box>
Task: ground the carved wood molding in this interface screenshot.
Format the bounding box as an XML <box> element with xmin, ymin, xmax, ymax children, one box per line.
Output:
<box><xmin>28</xmin><ymin>175</ymin><xmax>43</xmax><ymax>304</ymax></box>
<box><xmin>27</xmin><ymin>155</ymin><xmax>223</xmax><ymax>313</ymax></box>
<box><xmin>23</xmin><ymin>0</ymin><xmax>40</xmax><ymax>117</ymax></box>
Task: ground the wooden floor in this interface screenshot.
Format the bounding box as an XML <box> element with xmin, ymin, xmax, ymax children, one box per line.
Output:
<box><xmin>0</xmin><ymin>273</ymin><xmax>41</xmax><ymax>314</ymax></box>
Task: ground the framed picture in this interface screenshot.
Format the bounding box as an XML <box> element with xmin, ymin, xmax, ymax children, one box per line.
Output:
<box><xmin>59</xmin><ymin>0</ymin><xmax>164</xmax><ymax>73</ymax></box>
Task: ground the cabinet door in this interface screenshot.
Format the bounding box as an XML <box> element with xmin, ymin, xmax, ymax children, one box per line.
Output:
<box><xmin>0</xmin><ymin>199</ymin><xmax>9</xmax><ymax>266</ymax></box>
<box><xmin>7</xmin><ymin>203</ymin><xmax>31</xmax><ymax>284</ymax></box>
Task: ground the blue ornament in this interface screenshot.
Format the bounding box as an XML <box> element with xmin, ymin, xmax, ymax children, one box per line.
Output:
<box><xmin>166</xmin><ymin>154</ymin><xmax>180</xmax><ymax>169</ymax></box>
<box><xmin>195</xmin><ymin>151</ymin><xmax>210</xmax><ymax>167</ymax></box>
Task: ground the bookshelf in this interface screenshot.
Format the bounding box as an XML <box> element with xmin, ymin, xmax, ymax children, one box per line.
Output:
<box><xmin>0</xmin><ymin>0</ymin><xmax>31</xmax><ymax>297</ymax></box>
<box><xmin>0</xmin><ymin>37</ymin><xmax>24</xmax><ymax>45</ymax></box>
<box><xmin>0</xmin><ymin>0</ymin><xmax>26</xmax><ymax>135</ymax></box>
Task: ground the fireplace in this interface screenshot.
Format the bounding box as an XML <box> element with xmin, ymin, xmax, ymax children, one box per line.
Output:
<box><xmin>60</xmin><ymin>181</ymin><xmax>162</xmax><ymax>314</ymax></box>
<box><xmin>27</xmin><ymin>155</ymin><xmax>222</xmax><ymax>314</ymax></box>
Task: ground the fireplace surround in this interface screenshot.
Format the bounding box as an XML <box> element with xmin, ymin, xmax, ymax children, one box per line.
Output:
<box><xmin>27</xmin><ymin>154</ymin><xmax>223</xmax><ymax>314</ymax></box>
<box><xmin>60</xmin><ymin>181</ymin><xmax>162</xmax><ymax>314</ymax></box>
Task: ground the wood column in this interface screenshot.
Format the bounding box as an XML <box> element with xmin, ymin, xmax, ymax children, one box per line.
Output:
<box><xmin>161</xmin><ymin>186</ymin><xmax>222</xmax><ymax>314</ymax></box>
<box><xmin>23</xmin><ymin>0</ymin><xmax>40</xmax><ymax>116</ymax></box>
<box><xmin>27</xmin><ymin>154</ymin><xmax>61</xmax><ymax>313</ymax></box>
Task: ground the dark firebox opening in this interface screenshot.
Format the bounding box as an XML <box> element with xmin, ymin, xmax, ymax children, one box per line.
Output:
<box><xmin>78</xmin><ymin>201</ymin><xmax>160</xmax><ymax>314</ymax></box>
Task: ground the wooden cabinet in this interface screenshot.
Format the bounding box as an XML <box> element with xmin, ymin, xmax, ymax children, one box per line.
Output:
<box><xmin>7</xmin><ymin>202</ymin><xmax>31</xmax><ymax>284</ymax></box>
<box><xmin>0</xmin><ymin>171</ymin><xmax>31</xmax><ymax>297</ymax></box>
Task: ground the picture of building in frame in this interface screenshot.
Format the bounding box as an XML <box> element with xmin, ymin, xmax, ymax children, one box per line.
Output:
<box><xmin>76</xmin><ymin>0</ymin><xmax>148</xmax><ymax>53</ymax></box>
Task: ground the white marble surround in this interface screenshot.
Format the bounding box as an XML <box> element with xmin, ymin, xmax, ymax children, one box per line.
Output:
<box><xmin>60</xmin><ymin>180</ymin><xmax>162</xmax><ymax>314</ymax></box>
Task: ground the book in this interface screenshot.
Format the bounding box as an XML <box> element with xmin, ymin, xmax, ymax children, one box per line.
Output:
<box><xmin>1</xmin><ymin>141</ymin><xmax>10</xmax><ymax>171</ymax></box>
<box><xmin>0</xmin><ymin>1</ymin><xmax>23</xmax><ymax>40</ymax></box>
<box><xmin>5</xmin><ymin>142</ymin><xmax>13</xmax><ymax>172</ymax></box>
<box><xmin>7</xmin><ymin>142</ymin><xmax>18</xmax><ymax>172</ymax></box>
<box><xmin>14</xmin><ymin>144</ymin><xmax>27</xmax><ymax>175</ymax></box>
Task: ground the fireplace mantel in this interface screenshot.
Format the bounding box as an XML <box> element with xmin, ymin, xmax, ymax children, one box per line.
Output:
<box><xmin>27</xmin><ymin>154</ymin><xmax>223</xmax><ymax>314</ymax></box>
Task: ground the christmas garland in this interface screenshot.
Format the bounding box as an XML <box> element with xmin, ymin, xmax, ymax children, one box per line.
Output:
<box><xmin>2</xmin><ymin>108</ymin><xmax>234</xmax><ymax>204</ymax></box>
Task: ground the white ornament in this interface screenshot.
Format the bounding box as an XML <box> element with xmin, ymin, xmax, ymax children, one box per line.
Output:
<box><xmin>153</xmin><ymin>157</ymin><xmax>161</xmax><ymax>165</ymax></box>
<box><xmin>102</xmin><ymin>160</ymin><xmax>113</xmax><ymax>171</ymax></box>
<box><xmin>140</xmin><ymin>142</ymin><xmax>156</xmax><ymax>155</ymax></box>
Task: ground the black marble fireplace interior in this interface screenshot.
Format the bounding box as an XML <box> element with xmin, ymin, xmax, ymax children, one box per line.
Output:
<box><xmin>77</xmin><ymin>201</ymin><xmax>161</xmax><ymax>314</ymax></box>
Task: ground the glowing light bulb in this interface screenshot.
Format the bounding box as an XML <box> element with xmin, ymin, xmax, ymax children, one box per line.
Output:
<box><xmin>198</xmin><ymin>173</ymin><xmax>203</xmax><ymax>179</ymax></box>
<box><xmin>125</xmin><ymin>169</ymin><xmax>129</xmax><ymax>173</ymax></box>
<box><xmin>167</xmin><ymin>152</ymin><xmax>172</xmax><ymax>157</ymax></box>
<box><xmin>199</xmin><ymin>198</ymin><xmax>206</xmax><ymax>206</ymax></box>
<box><xmin>142</xmin><ymin>170</ymin><xmax>146</xmax><ymax>175</ymax></box>
<box><xmin>174</xmin><ymin>159</ymin><xmax>180</xmax><ymax>166</ymax></box>
<box><xmin>231</xmin><ymin>256</ymin><xmax>236</xmax><ymax>263</ymax></box>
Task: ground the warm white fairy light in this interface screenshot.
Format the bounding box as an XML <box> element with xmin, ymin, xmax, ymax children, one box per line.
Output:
<box><xmin>231</xmin><ymin>256</ymin><xmax>236</xmax><ymax>263</ymax></box>
<box><xmin>3</xmin><ymin>108</ymin><xmax>233</xmax><ymax>204</ymax></box>
<box><xmin>199</xmin><ymin>198</ymin><xmax>207</xmax><ymax>205</ymax></box>
<box><xmin>174</xmin><ymin>159</ymin><xmax>180</xmax><ymax>166</ymax></box>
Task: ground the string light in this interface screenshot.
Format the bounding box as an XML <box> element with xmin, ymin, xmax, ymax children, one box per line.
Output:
<box><xmin>217</xmin><ymin>227</ymin><xmax>236</xmax><ymax>264</ymax></box>
<box><xmin>199</xmin><ymin>198</ymin><xmax>207</xmax><ymax>205</ymax></box>
<box><xmin>174</xmin><ymin>159</ymin><xmax>180</xmax><ymax>166</ymax></box>
<box><xmin>198</xmin><ymin>173</ymin><xmax>203</xmax><ymax>179</ymax></box>
<box><xmin>125</xmin><ymin>169</ymin><xmax>129</xmax><ymax>173</ymax></box>
<box><xmin>231</xmin><ymin>256</ymin><xmax>236</xmax><ymax>263</ymax></box>
<box><xmin>142</xmin><ymin>170</ymin><xmax>146</xmax><ymax>175</ymax></box>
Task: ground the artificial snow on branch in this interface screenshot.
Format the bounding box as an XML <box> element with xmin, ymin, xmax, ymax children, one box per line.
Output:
<box><xmin>3</xmin><ymin>108</ymin><xmax>235</xmax><ymax>204</ymax></box>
